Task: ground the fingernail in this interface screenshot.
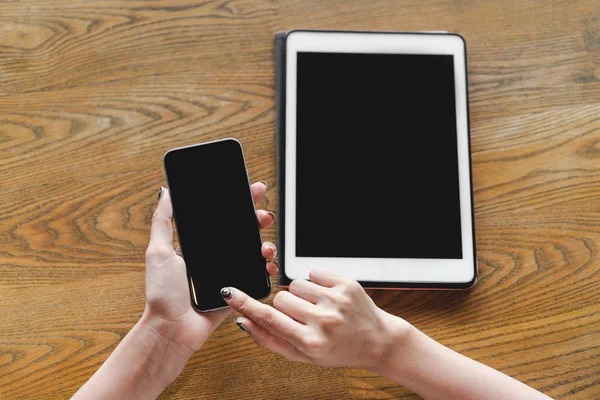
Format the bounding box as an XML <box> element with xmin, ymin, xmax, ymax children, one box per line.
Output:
<box><xmin>267</xmin><ymin>211</ymin><xmax>276</xmax><ymax>222</ymax></box>
<box><xmin>235</xmin><ymin>319</ymin><xmax>248</xmax><ymax>332</ymax></box>
<box><xmin>220</xmin><ymin>287</ymin><xmax>233</xmax><ymax>299</ymax></box>
<box><xmin>260</xmin><ymin>180</ymin><xmax>268</xmax><ymax>188</ymax></box>
<box><xmin>271</xmin><ymin>260</ymin><xmax>279</xmax><ymax>267</ymax></box>
<box><xmin>266</xmin><ymin>243</ymin><xmax>277</xmax><ymax>258</ymax></box>
<box><xmin>158</xmin><ymin>187</ymin><xmax>165</xmax><ymax>201</ymax></box>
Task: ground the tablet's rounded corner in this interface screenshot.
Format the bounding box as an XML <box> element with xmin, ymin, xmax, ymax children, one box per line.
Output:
<box><xmin>459</xmin><ymin>262</ymin><xmax>478</xmax><ymax>290</ymax></box>
<box><xmin>447</xmin><ymin>32</ymin><xmax>467</xmax><ymax>49</ymax></box>
<box><xmin>280</xmin><ymin>267</ymin><xmax>299</xmax><ymax>287</ymax></box>
<box><xmin>284</xmin><ymin>29</ymin><xmax>304</xmax><ymax>40</ymax></box>
<box><xmin>284</xmin><ymin>29</ymin><xmax>318</xmax><ymax>45</ymax></box>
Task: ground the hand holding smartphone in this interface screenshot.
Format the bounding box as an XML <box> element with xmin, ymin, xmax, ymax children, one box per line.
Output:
<box><xmin>163</xmin><ymin>139</ymin><xmax>272</xmax><ymax>312</ymax></box>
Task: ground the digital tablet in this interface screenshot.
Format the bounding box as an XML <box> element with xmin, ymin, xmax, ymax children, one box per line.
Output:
<box><xmin>275</xmin><ymin>30</ymin><xmax>477</xmax><ymax>289</ymax></box>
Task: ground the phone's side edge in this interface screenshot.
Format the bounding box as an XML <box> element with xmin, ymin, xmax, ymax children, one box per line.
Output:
<box><xmin>237</xmin><ymin>139</ymin><xmax>273</xmax><ymax>299</ymax></box>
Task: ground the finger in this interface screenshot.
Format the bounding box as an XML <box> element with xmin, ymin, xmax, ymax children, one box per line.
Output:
<box><xmin>251</xmin><ymin>181</ymin><xmax>267</xmax><ymax>204</ymax></box>
<box><xmin>256</xmin><ymin>210</ymin><xmax>276</xmax><ymax>229</ymax></box>
<box><xmin>309</xmin><ymin>269</ymin><xmax>346</xmax><ymax>288</ymax></box>
<box><xmin>273</xmin><ymin>291</ymin><xmax>319</xmax><ymax>324</ymax></box>
<box><xmin>235</xmin><ymin>317</ymin><xmax>310</xmax><ymax>363</ymax></box>
<box><xmin>289</xmin><ymin>279</ymin><xmax>327</xmax><ymax>304</ymax></box>
<box><xmin>148</xmin><ymin>187</ymin><xmax>174</xmax><ymax>252</ymax></box>
<box><xmin>261</xmin><ymin>242</ymin><xmax>277</xmax><ymax>260</ymax></box>
<box><xmin>222</xmin><ymin>287</ymin><xmax>305</xmax><ymax>342</ymax></box>
<box><xmin>266</xmin><ymin>260</ymin><xmax>279</xmax><ymax>276</ymax></box>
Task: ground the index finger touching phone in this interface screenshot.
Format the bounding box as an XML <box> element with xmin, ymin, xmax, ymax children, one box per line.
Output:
<box><xmin>221</xmin><ymin>287</ymin><xmax>305</xmax><ymax>340</ymax></box>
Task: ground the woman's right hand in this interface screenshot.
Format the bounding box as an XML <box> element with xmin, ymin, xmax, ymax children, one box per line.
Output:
<box><xmin>223</xmin><ymin>270</ymin><xmax>555</xmax><ymax>400</ymax></box>
<box><xmin>221</xmin><ymin>269</ymin><xmax>411</xmax><ymax>369</ymax></box>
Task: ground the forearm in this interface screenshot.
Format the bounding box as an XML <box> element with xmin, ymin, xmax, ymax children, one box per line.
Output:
<box><xmin>373</xmin><ymin>316</ymin><xmax>552</xmax><ymax>400</ymax></box>
<box><xmin>72</xmin><ymin>312</ymin><xmax>193</xmax><ymax>400</ymax></box>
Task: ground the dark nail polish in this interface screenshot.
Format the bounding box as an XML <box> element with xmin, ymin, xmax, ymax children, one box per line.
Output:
<box><xmin>267</xmin><ymin>211</ymin><xmax>276</xmax><ymax>221</ymax></box>
<box><xmin>235</xmin><ymin>319</ymin><xmax>248</xmax><ymax>332</ymax></box>
<box><xmin>221</xmin><ymin>287</ymin><xmax>233</xmax><ymax>299</ymax></box>
<box><xmin>158</xmin><ymin>187</ymin><xmax>165</xmax><ymax>201</ymax></box>
<box><xmin>260</xmin><ymin>180</ymin><xmax>268</xmax><ymax>188</ymax></box>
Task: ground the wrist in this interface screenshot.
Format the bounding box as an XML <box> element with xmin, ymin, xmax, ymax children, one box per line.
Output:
<box><xmin>72</xmin><ymin>312</ymin><xmax>195</xmax><ymax>400</ymax></box>
<box><xmin>367</xmin><ymin>311</ymin><xmax>418</xmax><ymax>376</ymax></box>
<box><xmin>133</xmin><ymin>313</ymin><xmax>192</xmax><ymax>396</ymax></box>
<box><xmin>139</xmin><ymin>310</ymin><xmax>197</xmax><ymax>362</ymax></box>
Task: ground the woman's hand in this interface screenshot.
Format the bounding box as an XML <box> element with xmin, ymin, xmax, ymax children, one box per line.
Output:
<box><xmin>221</xmin><ymin>269</ymin><xmax>410</xmax><ymax>369</ymax></box>
<box><xmin>144</xmin><ymin>182</ymin><xmax>278</xmax><ymax>357</ymax></box>
<box><xmin>222</xmin><ymin>271</ymin><xmax>554</xmax><ymax>400</ymax></box>
<box><xmin>72</xmin><ymin>182</ymin><xmax>278</xmax><ymax>400</ymax></box>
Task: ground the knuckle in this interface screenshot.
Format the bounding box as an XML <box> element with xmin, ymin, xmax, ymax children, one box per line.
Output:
<box><xmin>151</xmin><ymin>210</ymin><xmax>164</xmax><ymax>224</ymax></box>
<box><xmin>324</xmin><ymin>290</ymin><xmax>349</xmax><ymax>307</ymax></box>
<box><xmin>338</xmin><ymin>278</ymin><xmax>353</xmax><ymax>291</ymax></box>
<box><xmin>347</xmin><ymin>280</ymin><xmax>363</xmax><ymax>293</ymax></box>
<box><xmin>288</xmin><ymin>280</ymin><xmax>300</xmax><ymax>294</ymax></box>
<box><xmin>272</xmin><ymin>291</ymin><xmax>286</xmax><ymax>310</ymax></box>
<box><xmin>336</xmin><ymin>293</ymin><xmax>353</xmax><ymax>309</ymax></box>
<box><xmin>145</xmin><ymin>245</ymin><xmax>172</xmax><ymax>261</ymax></box>
<box><xmin>322</xmin><ymin>290</ymin><xmax>338</xmax><ymax>302</ymax></box>
<box><xmin>151</xmin><ymin>211</ymin><xmax>171</xmax><ymax>231</ymax></box>
<box><xmin>301</xmin><ymin>335</ymin><xmax>326</xmax><ymax>356</ymax></box>
<box><xmin>319</xmin><ymin>311</ymin><xmax>344</xmax><ymax>328</ymax></box>
<box><xmin>255</xmin><ymin>308</ymin><xmax>275</xmax><ymax>328</ymax></box>
<box><xmin>303</xmin><ymin>335</ymin><xmax>324</xmax><ymax>349</ymax></box>
<box><xmin>236</xmin><ymin>295</ymin><xmax>250</xmax><ymax>314</ymax></box>
<box><xmin>339</xmin><ymin>280</ymin><xmax>362</xmax><ymax>297</ymax></box>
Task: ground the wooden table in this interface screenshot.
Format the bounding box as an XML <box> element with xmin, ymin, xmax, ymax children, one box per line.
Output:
<box><xmin>1</xmin><ymin>0</ymin><xmax>599</xmax><ymax>399</ymax></box>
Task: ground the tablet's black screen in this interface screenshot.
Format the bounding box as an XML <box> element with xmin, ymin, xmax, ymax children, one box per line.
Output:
<box><xmin>295</xmin><ymin>52</ymin><xmax>463</xmax><ymax>259</ymax></box>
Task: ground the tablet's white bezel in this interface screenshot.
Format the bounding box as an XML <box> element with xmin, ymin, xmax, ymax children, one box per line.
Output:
<box><xmin>284</xmin><ymin>31</ymin><xmax>475</xmax><ymax>285</ymax></box>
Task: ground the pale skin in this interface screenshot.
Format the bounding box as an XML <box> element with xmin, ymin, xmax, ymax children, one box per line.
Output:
<box><xmin>73</xmin><ymin>182</ymin><xmax>553</xmax><ymax>399</ymax></box>
<box><xmin>223</xmin><ymin>272</ymin><xmax>553</xmax><ymax>400</ymax></box>
<box><xmin>72</xmin><ymin>183</ymin><xmax>278</xmax><ymax>400</ymax></box>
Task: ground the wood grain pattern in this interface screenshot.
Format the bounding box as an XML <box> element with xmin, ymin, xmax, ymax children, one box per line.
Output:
<box><xmin>0</xmin><ymin>0</ymin><xmax>599</xmax><ymax>398</ymax></box>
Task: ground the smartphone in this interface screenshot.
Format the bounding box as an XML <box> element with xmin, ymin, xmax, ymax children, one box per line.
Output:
<box><xmin>163</xmin><ymin>139</ymin><xmax>271</xmax><ymax>312</ymax></box>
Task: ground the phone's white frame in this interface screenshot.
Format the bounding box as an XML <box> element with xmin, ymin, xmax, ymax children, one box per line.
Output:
<box><xmin>284</xmin><ymin>31</ymin><xmax>475</xmax><ymax>284</ymax></box>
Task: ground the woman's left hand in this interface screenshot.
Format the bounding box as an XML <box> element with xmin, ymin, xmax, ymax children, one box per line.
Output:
<box><xmin>143</xmin><ymin>182</ymin><xmax>278</xmax><ymax>357</ymax></box>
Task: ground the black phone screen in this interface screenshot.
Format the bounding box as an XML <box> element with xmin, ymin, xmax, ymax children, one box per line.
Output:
<box><xmin>164</xmin><ymin>139</ymin><xmax>270</xmax><ymax>311</ymax></box>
